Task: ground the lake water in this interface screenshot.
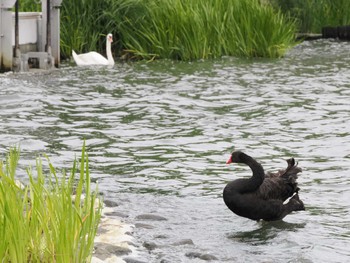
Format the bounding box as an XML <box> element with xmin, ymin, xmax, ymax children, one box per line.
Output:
<box><xmin>1</xmin><ymin>39</ymin><xmax>350</xmax><ymax>262</ymax></box>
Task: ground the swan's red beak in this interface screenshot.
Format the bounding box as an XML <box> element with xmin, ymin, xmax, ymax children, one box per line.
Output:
<box><xmin>226</xmin><ymin>156</ymin><xmax>232</xmax><ymax>165</ymax></box>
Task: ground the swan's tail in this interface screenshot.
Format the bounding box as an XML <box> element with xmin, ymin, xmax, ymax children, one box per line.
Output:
<box><xmin>72</xmin><ymin>50</ymin><xmax>78</xmax><ymax>60</ymax></box>
<box><xmin>72</xmin><ymin>50</ymin><xmax>81</xmax><ymax>66</ymax></box>
<box><xmin>282</xmin><ymin>158</ymin><xmax>302</xmax><ymax>183</ymax></box>
<box><xmin>266</xmin><ymin>157</ymin><xmax>302</xmax><ymax>193</ymax></box>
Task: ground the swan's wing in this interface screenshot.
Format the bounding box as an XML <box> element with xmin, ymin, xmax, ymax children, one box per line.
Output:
<box><xmin>267</xmin><ymin>158</ymin><xmax>302</xmax><ymax>182</ymax></box>
<box><xmin>255</xmin><ymin>177</ymin><xmax>289</xmax><ymax>201</ymax></box>
<box><xmin>256</xmin><ymin>158</ymin><xmax>302</xmax><ymax>201</ymax></box>
<box><xmin>72</xmin><ymin>51</ymin><xmax>109</xmax><ymax>66</ymax></box>
<box><xmin>76</xmin><ymin>52</ymin><xmax>108</xmax><ymax>64</ymax></box>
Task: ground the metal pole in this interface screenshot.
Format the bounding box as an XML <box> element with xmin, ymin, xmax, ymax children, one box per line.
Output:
<box><xmin>46</xmin><ymin>0</ymin><xmax>51</xmax><ymax>54</ymax></box>
<box><xmin>14</xmin><ymin>0</ymin><xmax>19</xmax><ymax>57</ymax></box>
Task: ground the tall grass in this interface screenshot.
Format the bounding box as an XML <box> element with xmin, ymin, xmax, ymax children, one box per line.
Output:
<box><xmin>270</xmin><ymin>0</ymin><xmax>350</xmax><ymax>33</ymax></box>
<box><xmin>17</xmin><ymin>0</ymin><xmax>113</xmax><ymax>57</ymax></box>
<box><xmin>0</xmin><ymin>144</ymin><xmax>102</xmax><ymax>262</ymax></box>
<box><xmin>60</xmin><ymin>0</ymin><xmax>113</xmax><ymax>58</ymax></box>
<box><xmin>20</xmin><ymin>0</ymin><xmax>350</xmax><ymax>60</ymax></box>
<box><xmin>106</xmin><ymin>0</ymin><xmax>297</xmax><ymax>59</ymax></box>
<box><xmin>20</xmin><ymin>0</ymin><xmax>297</xmax><ymax>59</ymax></box>
<box><xmin>17</xmin><ymin>0</ymin><xmax>41</xmax><ymax>12</ymax></box>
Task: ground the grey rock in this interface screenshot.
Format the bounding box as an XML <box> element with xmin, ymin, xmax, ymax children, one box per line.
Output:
<box><xmin>136</xmin><ymin>214</ymin><xmax>167</xmax><ymax>221</ymax></box>
<box><xmin>154</xmin><ymin>234</ymin><xmax>168</xmax><ymax>239</ymax></box>
<box><xmin>104</xmin><ymin>211</ymin><xmax>129</xmax><ymax>218</ymax></box>
<box><xmin>143</xmin><ymin>241</ymin><xmax>158</xmax><ymax>251</ymax></box>
<box><xmin>94</xmin><ymin>242</ymin><xmax>132</xmax><ymax>260</ymax></box>
<box><xmin>124</xmin><ymin>257</ymin><xmax>148</xmax><ymax>263</ymax></box>
<box><xmin>171</xmin><ymin>239</ymin><xmax>194</xmax><ymax>246</ymax></box>
<box><xmin>104</xmin><ymin>200</ymin><xmax>119</xmax><ymax>207</ymax></box>
<box><xmin>96</xmin><ymin>227</ymin><xmax>109</xmax><ymax>235</ymax></box>
<box><xmin>186</xmin><ymin>252</ymin><xmax>218</xmax><ymax>261</ymax></box>
<box><xmin>135</xmin><ymin>223</ymin><xmax>155</xmax><ymax>229</ymax></box>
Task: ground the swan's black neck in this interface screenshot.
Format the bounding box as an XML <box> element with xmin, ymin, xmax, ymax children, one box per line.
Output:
<box><xmin>240</xmin><ymin>153</ymin><xmax>265</xmax><ymax>193</ymax></box>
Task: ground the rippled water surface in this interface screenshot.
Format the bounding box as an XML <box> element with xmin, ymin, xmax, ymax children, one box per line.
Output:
<box><xmin>1</xmin><ymin>40</ymin><xmax>350</xmax><ymax>262</ymax></box>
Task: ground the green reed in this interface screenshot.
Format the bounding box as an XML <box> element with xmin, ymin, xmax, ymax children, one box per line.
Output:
<box><xmin>17</xmin><ymin>0</ymin><xmax>112</xmax><ymax>57</ymax></box>
<box><xmin>61</xmin><ymin>0</ymin><xmax>109</xmax><ymax>57</ymax></box>
<box><xmin>105</xmin><ymin>0</ymin><xmax>296</xmax><ymax>60</ymax></box>
<box><xmin>0</xmin><ymin>143</ymin><xmax>102</xmax><ymax>262</ymax></box>
<box><xmin>60</xmin><ymin>0</ymin><xmax>113</xmax><ymax>58</ymax></box>
<box><xmin>16</xmin><ymin>0</ymin><xmax>41</xmax><ymax>12</ymax></box>
<box><xmin>270</xmin><ymin>0</ymin><xmax>350</xmax><ymax>33</ymax></box>
<box><xmin>20</xmin><ymin>0</ymin><xmax>297</xmax><ymax>59</ymax></box>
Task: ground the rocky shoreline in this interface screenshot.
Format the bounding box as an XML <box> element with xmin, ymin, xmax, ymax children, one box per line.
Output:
<box><xmin>91</xmin><ymin>204</ymin><xmax>142</xmax><ymax>263</ymax></box>
<box><xmin>92</xmin><ymin>200</ymin><xmax>218</xmax><ymax>262</ymax></box>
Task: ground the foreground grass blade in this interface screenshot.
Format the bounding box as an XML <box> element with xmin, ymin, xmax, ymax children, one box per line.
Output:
<box><xmin>0</xmin><ymin>144</ymin><xmax>102</xmax><ymax>262</ymax></box>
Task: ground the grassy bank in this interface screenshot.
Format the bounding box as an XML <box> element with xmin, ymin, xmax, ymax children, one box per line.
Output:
<box><xmin>60</xmin><ymin>0</ymin><xmax>112</xmax><ymax>60</ymax></box>
<box><xmin>104</xmin><ymin>0</ymin><xmax>296</xmax><ymax>60</ymax></box>
<box><xmin>58</xmin><ymin>0</ymin><xmax>297</xmax><ymax>60</ymax></box>
<box><xmin>0</xmin><ymin>144</ymin><xmax>102</xmax><ymax>262</ymax></box>
<box><xmin>22</xmin><ymin>0</ymin><xmax>350</xmax><ymax>60</ymax></box>
<box><xmin>270</xmin><ymin>0</ymin><xmax>350</xmax><ymax>33</ymax></box>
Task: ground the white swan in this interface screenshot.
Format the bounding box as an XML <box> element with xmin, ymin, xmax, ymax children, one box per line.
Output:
<box><xmin>72</xmin><ymin>33</ymin><xmax>115</xmax><ymax>66</ymax></box>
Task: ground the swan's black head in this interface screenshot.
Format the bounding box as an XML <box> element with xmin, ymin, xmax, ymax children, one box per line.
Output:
<box><xmin>226</xmin><ymin>151</ymin><xmax>248</xmax><ymax>164</ymax></box>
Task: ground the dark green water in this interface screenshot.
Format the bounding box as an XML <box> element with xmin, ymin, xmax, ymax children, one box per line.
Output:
<box><xmin>1</xmin><ymin>39</ymin><xmax>350</xmax><ymax>262</ymax></box>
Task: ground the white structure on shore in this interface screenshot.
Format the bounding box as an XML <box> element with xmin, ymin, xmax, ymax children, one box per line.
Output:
<box><xmin>0</xmin><ymin>0</ymin><xmax>61</xmax><ymax>72</ymax></box>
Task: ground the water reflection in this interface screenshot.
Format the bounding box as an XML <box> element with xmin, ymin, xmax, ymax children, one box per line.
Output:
<box><xmin>229</xmin><ymin>221</ymin><xmax>307</xmax><ymax>245</ymax></box>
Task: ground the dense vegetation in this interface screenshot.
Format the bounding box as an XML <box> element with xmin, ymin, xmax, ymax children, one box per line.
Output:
<box><xmin>0</xmin><ymin>144</ymin><xmax>101</xmax><ymax>262</ymax></box>
<box><xmin>271</xmin><ymin>0</ymin><xmax>350</xmax><ymax>33</ymax></box>
<box><xmin>18</xmin><ymin>0</ymin><xmax>350</xmax><ymax>60</ymax></box>
<box><xmin>61</xmin><ymin>0</ymin><xmax>297</xmax><ymax>60</ymax></box>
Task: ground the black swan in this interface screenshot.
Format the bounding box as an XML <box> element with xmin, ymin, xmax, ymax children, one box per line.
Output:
<box><xmin>223</xmin><ymin>151</ymin><xmax>305</xmax><ymax>221</ymax></box>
